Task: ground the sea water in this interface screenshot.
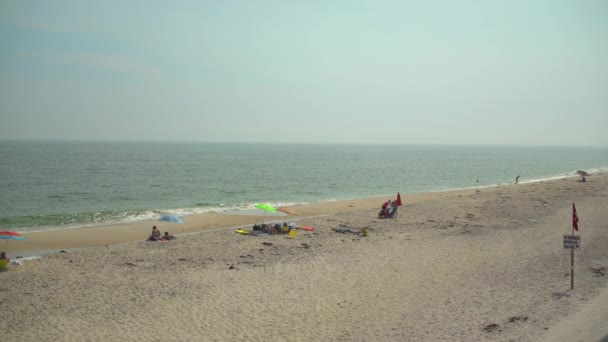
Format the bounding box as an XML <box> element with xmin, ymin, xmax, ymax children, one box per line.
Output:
<box><xmin>1</xmin><ymin>141</ymin><xmax>607</xmax><ymax>232</ymax></box>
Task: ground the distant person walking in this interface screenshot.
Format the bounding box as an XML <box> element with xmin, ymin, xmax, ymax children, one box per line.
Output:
<box><xmin>515</xmin><ymin>175</ymin><xmax>520</xmax><ymax>184</ymax></box>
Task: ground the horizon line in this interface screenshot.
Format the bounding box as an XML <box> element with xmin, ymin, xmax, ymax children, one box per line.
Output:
<box><xmin>0</xmin><ymin>138</ymin><xmax>607</xmax><ymax>148</ymax></box>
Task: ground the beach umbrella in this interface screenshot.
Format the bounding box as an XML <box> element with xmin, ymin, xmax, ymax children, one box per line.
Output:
<box><xmin>395</xmin><ymin>192</ymin><xmax>403</xmax><ymax>206</ymax></box>
<box><xmin>576</xmin><ymin>170</ymin><xmax>590</xmax><ymax>182</ymax></box>
<box><xmin>0</xmin><ymin>231</ymin><xmax>26</xmax><ymax>254</ymax></box>
<box><xmin>576</xmin><ymin>170</ymin><xmax>590</xmax><ymax>177</ymax></box>
<box><xmin>158</xmin><ymin>214</ymin><xmax>183</xmax><ymax>234</ymax></box>
<box><xmin>255</xmin><ymin>203</ymin><xmax>277</xmax><ymax>225</ymax></box>
<box><xmin>159</xmin><ymin>214</ymin><xmax>184</xmax><ymax>224</ymax></box>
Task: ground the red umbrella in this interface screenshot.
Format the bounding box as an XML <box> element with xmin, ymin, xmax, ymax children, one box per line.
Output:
<box><xmin>395</xmin><ymin>192</ymin><xmax>403</xmax><ymax>206</ymax></box>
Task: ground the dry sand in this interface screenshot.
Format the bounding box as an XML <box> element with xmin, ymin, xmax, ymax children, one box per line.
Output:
<box><xmin>1</xmin><ymin>175</ymin><xmax>607</xmax><ymax>341</ymax></box>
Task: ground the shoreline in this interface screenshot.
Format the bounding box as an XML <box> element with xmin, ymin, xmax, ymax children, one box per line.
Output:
<box><xmin>8</xmin><ymin>185</ymin><xmax>488</xmax><ymax>257</ymax></box>
<box><xmin>6</xmin><ymin>170</ymin><xmax>595</xmax><ymax>234</ymax></box>
<box><xmin>7</xmin><ymin>174</ymin><xmax>592</xmax><ymax>258</ymax></box>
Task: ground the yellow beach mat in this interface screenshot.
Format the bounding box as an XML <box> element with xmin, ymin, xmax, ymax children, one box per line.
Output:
<box><xmin>235</xmin><ymin>229</ymin><xmax>252</xmax><ymax>235</ymax></box>
<box><xmin>286</xmin><ymin>230</ymin><xmax>297</xmax><ymax>238</ymax></box>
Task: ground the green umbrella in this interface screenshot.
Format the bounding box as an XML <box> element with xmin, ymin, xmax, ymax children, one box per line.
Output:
<box><xmin>255</xmin><ymin>203</ymin><xmax>277</xmax><ymax>225</ymax></box>
<box><xmin>255</xmin><ymin>203</ymin><xmax>277</xmax><ymax>213</ymax></box>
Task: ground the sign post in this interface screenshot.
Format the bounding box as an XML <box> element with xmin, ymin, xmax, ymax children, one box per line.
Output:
<box><xmin>571</xmin><ymin>248</ymin><xmax>574</xmax><ymax>290</ymax></box>
<box><xmin>563</xmin><ymin>234</ymin><xmax>580</xmax><ymax>289</ymax></box>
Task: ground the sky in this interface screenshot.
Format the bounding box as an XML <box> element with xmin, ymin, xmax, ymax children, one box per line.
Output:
<box><xmin>0</xmin><ymin>0</ymin><xmax>607</xmax><ymax>146</ymax></box>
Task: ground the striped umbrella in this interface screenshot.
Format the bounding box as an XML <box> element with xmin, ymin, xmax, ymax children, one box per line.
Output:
<box><xmin>0</xmin><ymin>231</ymin><xmax>26</xmax><ymax>254</ymax></box>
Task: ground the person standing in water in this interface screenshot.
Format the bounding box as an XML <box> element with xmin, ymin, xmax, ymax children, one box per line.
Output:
<box><xmin>515</xmin><ymin>175</ymin><xmax>520</xmax><ymax>184</ymax></box>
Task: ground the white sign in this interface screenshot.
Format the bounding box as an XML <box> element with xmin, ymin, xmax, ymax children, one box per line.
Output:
<box><xmin>563</xmin><ymin>235</ymin><xmax>581</xmax><ymax>249</ymax></box>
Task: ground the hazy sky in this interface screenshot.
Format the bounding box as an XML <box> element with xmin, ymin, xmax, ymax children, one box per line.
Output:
<box><xmin>1</xmin><ymin>1</ymin><xmax>607</xmax><ymax>145</ymax></box>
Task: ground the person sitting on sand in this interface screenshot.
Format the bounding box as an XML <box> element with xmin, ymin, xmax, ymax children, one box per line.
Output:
<box><xmin>389</xmin><ymin>201</ymin><xmax>398</xmax><ymax>217</ymax></box>
<box><xmin>265</xmin><ymin>224</ymin><xmax>279</xmax><ymax>235</ymax></box>
<box><xmin>379</xmin><ymin>200</ymin><xmax>391</xmax><ymax>218</ymax></box>
<box><xmin>148</xmin><ymin>226</ymin><xmax>162</xmax><ymax>241</ymax></box>
<box><xmin>382</xmin><ymin>200</ymin><xmax>391</xmax><ymax>210</ymax></box>
<box><xmin>0</xmin><ymin>252</ymin><xmax>9</xmax><ymax>269</ymax></box>
<box><xmin>163</xmin><ymin>232</ymin><xmax>176</xmax><ymax>240</ymax></box>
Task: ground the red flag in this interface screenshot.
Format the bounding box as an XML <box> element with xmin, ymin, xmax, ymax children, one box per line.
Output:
<box><xmin>572</xmin><ymin>203</ymin><xmax>579</xmax><ymax>232</ymax></box>
<box><xmin>395</xmin><ymin>192</ymin><xmax>403</xmax><ymax>206</ymax></box>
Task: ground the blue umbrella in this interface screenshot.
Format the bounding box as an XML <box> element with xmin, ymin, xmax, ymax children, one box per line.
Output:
<box><xmin>159</xmin><ymin>214</ymin><xmax>184</xmax><ymax>224</ymax></box>
<box><xmin>158</xmin><ymin>215</ymin><xmax>183</xmax><ymax>236</ymax></box>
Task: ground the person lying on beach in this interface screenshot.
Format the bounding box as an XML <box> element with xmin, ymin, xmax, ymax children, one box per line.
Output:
<box><xmin>163</xmin><ymin>232</ymin><xmax>176</xmax><ymax>240</ymax></box>
<box><xmin>147</xmin><ymin>226</ymin><xmax>162</xmax><ymax>241</ymax></box>
<box><xmin>263</xmin><ymin>224</ymin><xmax>279</xmax><ymax>235</ymax></box>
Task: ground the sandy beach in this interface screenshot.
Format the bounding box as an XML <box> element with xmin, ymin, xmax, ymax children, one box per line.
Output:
<box><xmin>1</xmin><ymin>175</ymin><xmax>607</xmax><ymax>341</ymax></box>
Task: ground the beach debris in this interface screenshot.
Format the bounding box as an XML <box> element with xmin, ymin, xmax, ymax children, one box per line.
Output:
<box><xmin>60</xmin><ymin>250</ymin><xmax>67</xmax><ymax>253</ymax></box>
<box><xmin>590</xmin><ymin>267</ymin><xmax>606</xmax><ymax>276</ymax></box>
<box><xmin>125</xmin><ymin>262</ymin><xmax>136</xmax><ymax>267</ymax></box>
<box><xmin>178</xmin><ymin>258</ymin><xmax>189</xmax><ymax>261</ymax></box>
<box><xmin>228</xmin><ymin>265</ymin><xmax>236</xmax><ymax>270</ymax></box>
<box><xmin>300</xmin><ymin>243</ymin><xmax>310</xmax><ymax>249</ymax></box>
<box><xmin>483</xmin><ymin>323</ymin><xmax>501</xmax><ymax>332</ymax></box>
<box><xmin>262</xmin><ymin>242</ymin><xmax>273</xmax><ymax>246</ymax></box>
<box><xmin>508</xmin><ymin>315</ymin><xmax>528</xmax><ymax>323</ymax></box>
<box><xmin>333</xmin><ymin>228</ymin><xmax>360</xmax><ymax>234</ymax></box>
<box><xmin>239</xmin><ymin>255</ymin><xmax>254</xmax><ymax>258</ymax></box>
<box><xmin>552</xmin><ymin>292</ymin><xmax>571</xmax><ymax>300</ymax></box>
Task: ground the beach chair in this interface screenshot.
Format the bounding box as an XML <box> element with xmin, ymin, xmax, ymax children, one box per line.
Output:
<box><xmin>0</xmin><ymin>259</ymin><xmax>8</xmax><ymax>270</ymax></box>
<box><xmin>286</xmin><ymin>229</ymin><xmax>297</xmax><ymax>238</ymax></box>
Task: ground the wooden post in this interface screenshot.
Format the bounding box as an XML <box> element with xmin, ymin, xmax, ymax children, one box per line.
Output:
<box><xmin>570</xmin><ymin>248</ymin><xmax>574</xmax><ymax>290</ymax></box>
<box><xmin>571</xmin><ymin>217</ymin><xmax>575</xmax><ymax>290</ymax></box>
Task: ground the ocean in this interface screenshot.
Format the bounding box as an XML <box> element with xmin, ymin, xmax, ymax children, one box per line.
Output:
<box><xmin>1</xmin><ymin>141</ymin><xmax>607</xmax><ymax>233</ymax></box>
